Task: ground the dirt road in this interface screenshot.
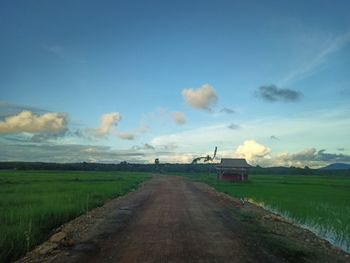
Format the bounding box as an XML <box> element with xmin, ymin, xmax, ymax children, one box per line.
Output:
<box><xmin>84</xmin><ymin>176</ymin><xmax>276</xmax><ymax>263</ymax></box>
<box><xmin>21</xmin><ymin>176</ymin><xmax>350</xmax><ymax>263</ymax></box>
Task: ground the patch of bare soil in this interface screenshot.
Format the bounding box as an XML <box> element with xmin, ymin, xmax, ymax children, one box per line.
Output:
<box><xmin>18</xmin><ymin>176</ymin><xmax>350</xmax><ymax>263</ymax></box>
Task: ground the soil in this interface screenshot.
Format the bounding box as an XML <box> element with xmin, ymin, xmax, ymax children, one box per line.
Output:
<box><xmin>18</xmin><ymin>175</ymin><xmax>350</xmax><ymax>263</ymax></box>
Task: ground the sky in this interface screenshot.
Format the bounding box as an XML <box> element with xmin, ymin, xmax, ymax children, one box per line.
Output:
<box><xmin>0</xmin><ymin>0</ymin><xmax>350</xmax><ymax>168</ymax></box>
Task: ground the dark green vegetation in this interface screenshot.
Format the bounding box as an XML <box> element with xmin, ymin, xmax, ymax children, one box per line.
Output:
<box><xmin>0</xmin><ymin>170</ymin><xmax>150</xmax><ymax>263</ymax></box>
<box><xmin>237</xmin><ymin>210</ymin><xmax>316</xmax><ymax>263</ymax></box>
<box><xmin>178</xmin><ymin>173</ymin><xmax>350</xmax><ymax>253</ymax></box>
<box><xmin>1</xmin><ymin>161</ymin><xmax>350</xmax><ymax>176</ymax></box>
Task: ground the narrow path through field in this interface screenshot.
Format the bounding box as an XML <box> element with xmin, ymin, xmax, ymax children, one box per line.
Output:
<box><xmin>81</xmin><ymin>176</ymin><xmax>278</xmax><ymax>263</ymax></box>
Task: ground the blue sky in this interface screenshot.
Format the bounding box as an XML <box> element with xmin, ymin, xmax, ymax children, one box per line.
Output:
<box><xmin>1</xmin><ymin>0</ymin><xmax>350</xmax><ymax>167</ymax></box>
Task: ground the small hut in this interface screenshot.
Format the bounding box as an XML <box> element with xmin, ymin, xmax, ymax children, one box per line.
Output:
<box><xmin>216</xmin><ymin>158</ymin><xmax>250</xmax><ymax>182</ymax></box>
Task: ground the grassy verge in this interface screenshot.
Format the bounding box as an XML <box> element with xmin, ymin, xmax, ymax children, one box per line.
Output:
<box><xmin>237</xmin><ymin>209</ymin><xmax>316</xmax><ymax>262</ymax></box>
<box><xmin>173</xmin><ymin>172</ymin><xmax>350</xmax><ymax>253</ymax></box>
<box><xmin>0</xmin><ymin>170</ymin><xmax>150</xmax><ymax>262</ymax></box>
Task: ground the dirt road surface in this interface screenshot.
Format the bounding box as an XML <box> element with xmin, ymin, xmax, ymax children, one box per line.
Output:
<box><xmin>20</xmin><ymin>176</ymin><xmax>350</xmax><ymax>263</ymax></box>
<box><xmin>85</xmin><ymin>176</ymin><xmax>276</xmax><ymax>263</ymax></box>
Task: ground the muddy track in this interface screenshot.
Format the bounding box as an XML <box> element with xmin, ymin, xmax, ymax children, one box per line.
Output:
<box><xmin>20</xmin><ymin>176</ymin><xmax>350</xmax><ymax>263</ymax></box>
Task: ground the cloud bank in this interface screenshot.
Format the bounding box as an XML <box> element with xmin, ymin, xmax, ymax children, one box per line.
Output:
<box><xmin>182</xmin><ymin>84</ymin><xmax>218</xmax><ymax>110</ymax></box>
<box><xmin>272</xmin><ymin>148</ymin><xmax>350</xmax><ymax>168</ymax></box>
<box><xmin>256</xmin><ymin>85</ymin><xmax>301</xmax><ymax>102</ymax></box>
<box><xmin>0</xmin><ymin>143</ymin><xmax>144</xmax><ymax>163</ymax></box>
<box><xmin>231</xmin><ymin>141</ymin><xmax>350</xmax><ymax>168</ymax></box>
<box><xmin>0</xmin><ymin>111</ymin><xmax>67</xmax><ymax>134</ymax></box>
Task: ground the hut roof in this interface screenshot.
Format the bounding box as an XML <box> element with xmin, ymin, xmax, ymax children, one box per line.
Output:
<box><xmin>217</xmin><ymin>158</ymin><xmax>250</xmax><ymax>168</ymax></box>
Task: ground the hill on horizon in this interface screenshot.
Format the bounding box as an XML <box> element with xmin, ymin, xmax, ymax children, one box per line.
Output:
<box><xmin>320</xmin><ymin>163</ymin><xmax>350</xmax><ymax>170</ymax></box>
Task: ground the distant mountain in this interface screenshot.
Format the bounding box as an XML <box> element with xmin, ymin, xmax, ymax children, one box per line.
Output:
<box><xmin>320</xmin><ymin>163</ymin><xmax>350</xmax><ymax>170</ymax></box>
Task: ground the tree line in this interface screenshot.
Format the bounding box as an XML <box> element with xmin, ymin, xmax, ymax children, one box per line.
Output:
<box><xmin>0</xmin><ymin>161</ymin><xmax>349</xmax><ymax>176</ymax></box>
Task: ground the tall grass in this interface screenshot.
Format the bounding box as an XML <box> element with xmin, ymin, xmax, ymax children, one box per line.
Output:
<box><xmin>181</xmin><ymin>173</ymin><xmax>350</xmax><ymax>252</ymax></box>
<box><xmin>0</xmin><ymin>170</ymin><xmax>150</xmax><ymax>263</ymax></box>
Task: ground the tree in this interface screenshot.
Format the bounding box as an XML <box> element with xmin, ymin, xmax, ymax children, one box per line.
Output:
<box><xmin>191</xmin><ymin>146</ymin><xmax>217</xmax><ymax>164</ymax></box>
<box><xmin>154</xmin><ymin>158</ymin><xmax>160</xmax><ymax>165</ymax></box>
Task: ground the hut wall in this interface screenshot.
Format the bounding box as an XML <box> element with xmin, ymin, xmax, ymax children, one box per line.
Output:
<box><xmin>217</xmin><ymin>170</ymin><xmax>248</xmax><ymax>182</ymax></box>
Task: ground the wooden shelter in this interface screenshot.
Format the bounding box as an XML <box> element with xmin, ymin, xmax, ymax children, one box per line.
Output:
<box><xmin>216</xmin><ymin>158</ymin><xmax>250</xmax><ymax>182</ymax></box>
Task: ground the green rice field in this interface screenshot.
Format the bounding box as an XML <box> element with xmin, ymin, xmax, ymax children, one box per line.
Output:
<box><xmin>0</xmin><ymin>170</ymin><xmax>150</xmax><ymax>263</ymax></box>
<box><xmin>182</xmin><ymin>173</ymin><xmax>350</xmax><ymax>253</ymax></box>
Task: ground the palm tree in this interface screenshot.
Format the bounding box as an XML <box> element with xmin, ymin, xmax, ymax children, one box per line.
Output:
<box><xmin>191</xmin><ymin>146</ymin><xmax>217</xmax><ymax>164</ymax></box>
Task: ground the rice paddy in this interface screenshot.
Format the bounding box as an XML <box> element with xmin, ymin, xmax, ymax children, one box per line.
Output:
<box><xmin>0</xmin><ymin>170</ymin><xmax>150</xmax><ymax>262</ymax></box>
<box><xmin>184</xmin><ymin>173</ymin><xmax>350</xmax><ymax>252</ymax></box>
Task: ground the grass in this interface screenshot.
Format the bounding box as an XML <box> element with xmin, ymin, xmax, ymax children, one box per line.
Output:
<box><xmin>264</xmin><ymin>234</ymin><xmax>314</xmax><ymax>262</ymax></box>
<box><xmin>238</xmin><ymin>210</ymin><xmax>315</xmax><ymax>262</ymax></box>
<box><xmin>0</xmin><ymin>170</ymin><xmax>150</xmax><ymax>263</ymax></box>
<box><xmin>176</xmin><ymin>172</ymin><xmax>350</xmax><ymax>253</ymax></box>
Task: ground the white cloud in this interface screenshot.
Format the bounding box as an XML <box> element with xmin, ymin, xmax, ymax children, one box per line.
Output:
<box><xmin>171</xmin><ymin>111</ymin><xmax>186</xmax><ymax>125</ymax></box>
<box><xmin>234</xmin><ymin>140</ymin><xmax>271</xmax><ymax>164</ymax></box>
<box><xmin>95</xmin><ymin>112</ymin><xmax>121</xmax><ymax>137</ymax></box>
<box><xmin>0</xmin><ymin>111</ymin><xmax>67</xmax><ymax>134</ymax></box>
<box><xmin>181</xmin><ymin>84</ymin><xmax>218</xmax><ymax>110</ymax></box>
<box><xmin>93</xmin><ymin>112</ymin><xmax>138</xmax><ymax>140</ymax></box>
